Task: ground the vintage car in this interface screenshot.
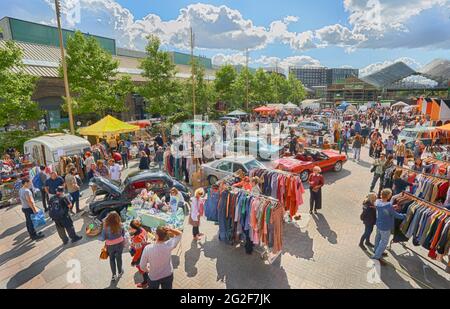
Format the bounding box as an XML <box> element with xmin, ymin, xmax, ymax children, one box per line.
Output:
<box><xmin>201</xmin><ymin>156</ymin><xmax>266</xmax><ymax>185</ymax></box>
<box><xmin>274</xmin><ymin>148</ymin><xmax>347</xmax><ymax>182</ymax></box>
<box><xmin>87</xmin><ymin>171</ymin><xmax>191</xmax><ymax>218</ymax></box>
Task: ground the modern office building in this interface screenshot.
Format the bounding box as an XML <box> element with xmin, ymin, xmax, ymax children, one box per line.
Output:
<box><xmin>327</xmin><ymin>68</ymin><xmax>359</xmax><ymax>85</ymax></box>
<box><xmin>289</xmin><ymin>67</ymin><xmax>327</xmax><ymax>88</ymax></box>
<box><xmin>0</xmin><ymin>16</ymin><xmax>216</xmax><ymax>127</ymax></box>
<box><xmin>289</xmin><ymin>67</ymin><xmax>359</xmax><ymax>88</ymax></box>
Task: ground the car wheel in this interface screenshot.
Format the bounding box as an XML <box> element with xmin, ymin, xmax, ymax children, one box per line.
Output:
<box><xmin>300</xmin><ymin>170</ymin><xmax>309</xmax><ymax>182</ymax></box>
<box><xmin>334</xmin><ymin>161</ymin><xmax>343</xmax><ymax>172</ymax></box>
<box><xmin>208</xmin><ymin>175</ymin><xmax>219</xmax><ymax>185</ymax></box>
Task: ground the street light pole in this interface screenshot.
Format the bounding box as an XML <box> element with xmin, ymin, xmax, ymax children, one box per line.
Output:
<box><xmin>54</xmin><ymin>0</ymin><xmax>75</xmax><ymax>134</ymax></box>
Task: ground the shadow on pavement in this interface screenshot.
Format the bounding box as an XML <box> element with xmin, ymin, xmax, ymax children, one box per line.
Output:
<box><xmin>387</xmin><ymin>247</ymin><xmax>450</xmax><ymax>289</ymax></box>
<box><xmin>282</xmin><ymin>224</ymin><xmax>314</xmax><ymax>260</ymax></box>
<box><xmin>0</xmin><ymin>222</ymin><xmax>25</xmax><ymax>239</ymax></box>
<box><xmin>312</xmin><ymin>213</ymin><xmax>338</xmax><ymax>244</ymax></box>
<box><xmin>323</xmin><ymin>169</ymin><xmax>351</xmax><ymax>185</ymax></box>
<box><xmin>184</xmin><ymin>240</ymin><xmax>202</xmax><ymax>277</ymax></box>
<box><xmin>202</xmin><ymin>236</ymin><xmax>291</xmax><ymax>289</ymax></box>
<box><xmin>5</xmin><ymin>239</ymin><xmax>83</xmax><ymax>289</ymax></box>
<box><xmin>0</xmin><ymin>238</ymin><xmax>36</xmax><ymax>267</ymax></box>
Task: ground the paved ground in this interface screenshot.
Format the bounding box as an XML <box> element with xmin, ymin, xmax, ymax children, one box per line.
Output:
<box><xmin>1</xmin><ymin>143</ymin><xmax>449</xmax><ymax>289</ymax></box>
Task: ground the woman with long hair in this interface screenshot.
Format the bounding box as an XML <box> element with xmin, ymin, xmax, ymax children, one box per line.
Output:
<box><xmin>139</xmin><ymin>151</ymin><xmax>150</xmax><ymax>170</ymax></box>
<box><xmin>102</xmin><ymin>212</ymin><xmax>125</xmax><ymax>282</ymax></box>
<box><xmin>359</xmin><ymin>192</ymin><xmax>377</xmax><ymax>250</ymax></box>
<box><xmin>189</xmin><ymin>188</ymin><xmax>205</xmax><ymax>240</ymax></box>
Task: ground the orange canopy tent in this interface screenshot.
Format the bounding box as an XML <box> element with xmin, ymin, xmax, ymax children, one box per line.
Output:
<box><xmin>254</xmin><ymin>106</ymin><xmax>276</xmax><ymax>113</ymax></box>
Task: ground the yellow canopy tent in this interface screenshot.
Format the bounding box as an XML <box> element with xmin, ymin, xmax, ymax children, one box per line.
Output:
<box><xmin>78</xmin><ymin>115</ymin><xmax>140</xmax><ymax>137</ymax></box>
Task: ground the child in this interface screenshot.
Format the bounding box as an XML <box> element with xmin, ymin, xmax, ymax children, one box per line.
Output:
<box><xmin>129</xmin><ymin>220</ymin><xmax>148</xmax><ymax>288</ymax></box>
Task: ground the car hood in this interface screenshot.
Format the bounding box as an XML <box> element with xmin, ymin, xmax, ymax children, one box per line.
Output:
<box><xmin>90</xmin><ymin>177</ymin><xmax>123</xmax><ymax>196</ymax></box>
<box><xmin>274</xmin><ymin>157</ymin><xmax>310</xmax><ymax>170</ymax></box>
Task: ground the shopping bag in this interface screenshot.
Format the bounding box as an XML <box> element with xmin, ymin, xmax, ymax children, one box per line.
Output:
<box><xmin>30</xmin><ymin>209</ymin><xmax>46</xmax><ymax>229</ymax></box>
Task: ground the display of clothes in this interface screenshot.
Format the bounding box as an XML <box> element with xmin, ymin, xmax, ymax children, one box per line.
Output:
<box><xmin>396</xmin><ymin>194</ymin><xmax>450</xmax><ymax>261</ymax></box>
<box><xmin>204</xmin><ymin>185</ymin><xmax>284</xmax><ymax>255</ymax></box>
<box><xmin>423</xmin><ymin>157</ymin><xmax>450</xmax><ymax>178</ymax></box>
<box><xmin>249</xmin><ymin>168</ymin><xmax>305</xmax><ymax>219</ymax></box>
<box><xmin>56</xmin><ymin>155</ymin><xmax>86</xmax><ymax>179</ymax></box>
<box><xmin>409</xmin><ymin>174</ymin><xmax>449</xmax><ymax>204</ymax></box>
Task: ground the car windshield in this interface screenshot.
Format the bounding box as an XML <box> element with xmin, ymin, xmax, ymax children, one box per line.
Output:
<box><xmin>244</xmin><ymin>159</ymin><xmax>265</xmax><ymax>171</ymax></box>
<box><xmin>399</xmin><ymin>130</ymin><xmax>418</xmax><ymax>138</ymax></box>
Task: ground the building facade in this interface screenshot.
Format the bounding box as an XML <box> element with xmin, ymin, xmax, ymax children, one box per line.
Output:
<box><xmin>289</xmin><ymin>67</ymin><xmax>359</xmax><ymax>88</ymax></box>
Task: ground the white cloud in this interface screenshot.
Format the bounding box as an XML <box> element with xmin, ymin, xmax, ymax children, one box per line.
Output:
<box><xmin>360</xmin><ymin>57</ymin><xmax>421</xmax><ymax>77</ymax></box>
<box><xmin>212</xmin><ymin>53</ymin><xmax>247</xmax><ymax>66</ymax></box>
<box><xmin>42</xmin><ymin>0</ymin><xmax>450</xmax><ymax>53</ymax></box>
<box><xmin>253</xmin><ymin>55</ymin><xmax>323</xmax><ymax>73</ymax></box>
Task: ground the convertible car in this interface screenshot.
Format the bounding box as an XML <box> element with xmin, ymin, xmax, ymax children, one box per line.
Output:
<box><xmin>87</xmin><ymin>171</ymin><xmax>191</xmax><ymax>219</ymax></box>
<box><xmin>274</xmin><ymin>148</ymin><xmax>347</xmax><ymax>182</ymax></box>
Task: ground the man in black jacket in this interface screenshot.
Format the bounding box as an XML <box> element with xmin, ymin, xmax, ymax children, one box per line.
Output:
<box><xmin>48</xmin><ymin>187</ymin><xmax>82</xmax><ymax>245</ymax></box>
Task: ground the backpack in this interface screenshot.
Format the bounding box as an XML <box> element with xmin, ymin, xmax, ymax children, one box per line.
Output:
<box><xmin>48</xmin><ymin>196</ymin><xmax>67</xmax><ymax>221</ymax></box>
<box><xmin>32</xmin><ymin>173</ymin><xmax>43</xmax><ymax>190</ymax></box>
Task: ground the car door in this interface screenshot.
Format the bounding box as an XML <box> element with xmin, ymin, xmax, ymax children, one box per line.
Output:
<box><xmin>215</xmin><ymin>160</ymin><xmax>233</xmax><ymax>179</ymax></box>
<box><xmin>316</xmin><ymin>152</ymin><xmax>333</xmax><ymax>171</ymax></box>
<box><xmin>232</xmin><ymin>162</ymin><xmax>246</xmax><ymax>174</ymax></box>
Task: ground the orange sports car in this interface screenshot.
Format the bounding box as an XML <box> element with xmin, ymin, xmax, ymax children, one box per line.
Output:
<box><xmin>274</xmin><ymin>148</ymin><xmax>347</xmax><ymax>182</ymax></box>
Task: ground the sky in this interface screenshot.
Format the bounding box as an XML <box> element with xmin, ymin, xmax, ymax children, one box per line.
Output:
<box><xmin>1</xmin><ymin>0</ymin><xmax>450</xmax><ymax>75</ymax></box>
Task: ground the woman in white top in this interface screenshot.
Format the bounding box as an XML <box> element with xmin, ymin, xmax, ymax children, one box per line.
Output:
<box><xmin>189</xmin><ymin>188</ymin><xmax>205</xmax><ymax>240</ymax></box>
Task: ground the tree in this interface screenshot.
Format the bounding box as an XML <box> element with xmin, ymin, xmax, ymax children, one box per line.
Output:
<box><xmin>0</xmin><ymin>41</ymin><xmax>40</xmax><ymax>127</ymax></box>
<box><xmin>214</xmin><ymin>64</ymin><xmax>237</xmax><ymax>106</ymax></box>
<box><xmin>270</xmin><ymin>73</ymin><xmax>290</xmax><ymax>103</ymax></box>
<box><xmin>139</xmin><ymin>35</ymin><xmax>179</xmax><ymax>117</ymax></box>
<box><xmin>64</xmin><ymin>31</ymin><xmax>133</xmax><ymax>116</ymax></box>
<box><xmin>231</xmin><ymin>67</ymin><xmax>254</xmax><ymax>111</ymax></box>
<box><xmin>252</xmin><ymin>68</ymin><xmax>272</xmax><ymax>105</ymax></box>
<box><xmin>287</xmin><ymin>73</ymin><xmax>307</xmax><ymax>104</ymax></box>
<box><xmin>185</xmin><ymin>58</ymin><xmax>214</xmax><ymax>116</ymax></box>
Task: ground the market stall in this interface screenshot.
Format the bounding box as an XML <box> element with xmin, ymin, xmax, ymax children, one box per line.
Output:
<box><xmin>79</xmin><ymin>115</ymin><xmax>140</xmax><ymax>138</ymax></box>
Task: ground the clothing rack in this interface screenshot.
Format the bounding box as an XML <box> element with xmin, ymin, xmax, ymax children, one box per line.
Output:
<box><xmin>401</xmin><ymin>191</ymin><xmax>450</xmax><ymax>214</ymax></box>
<box><xmin>395</xmin><ymin>165</ymin><xmax>449</xmax><ymax>181</ymax></box>
<box><xmin>211</xmin><ymin>180</ymin><xmax>283</xmax><ymax>264</ymax></box>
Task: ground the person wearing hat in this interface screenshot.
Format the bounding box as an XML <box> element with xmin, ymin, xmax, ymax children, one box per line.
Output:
<box><xmin>48</xmin><ymin>186</ymin><xmax>82</xmax><ymax>245</ymax></box>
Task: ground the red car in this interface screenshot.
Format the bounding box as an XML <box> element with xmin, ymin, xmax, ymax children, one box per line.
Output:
<box><xmin>274</xmin><ymin>148</ymin><xmax>347</xmax><ymax>182</ymax></box>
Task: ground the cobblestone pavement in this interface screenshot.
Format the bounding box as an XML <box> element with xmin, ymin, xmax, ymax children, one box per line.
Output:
<box><xmin>1</xmin><ymin>144</ymin><xmax>449</xmax><ymax>289</ymax></box>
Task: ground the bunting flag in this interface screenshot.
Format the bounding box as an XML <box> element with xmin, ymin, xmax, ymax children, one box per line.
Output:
<box><xmin>430</xmin><ymin>98</ymin><xmax>441</xmax><ymax>121</ymax></box>
<box><xmin>440</xmin><ymin>99</ymin><xmax>450</xmax><ymax>121</ymax></box>
<box><xmin>422</xmin><ymin>98</ymin><xmax>429</xmax><ymax>114</ymax></box>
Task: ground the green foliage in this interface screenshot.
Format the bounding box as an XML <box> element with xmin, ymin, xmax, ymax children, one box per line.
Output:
<box><xmin>0</xmin><ymin>41</ymin><xmax>41</xmax><ymax>126</ymax></box>
<box><xmin>252</xmin><ymin>68</ymin><xmax>272</xmax><ymax>106</ymax></box>
<box><xmin>0</xmin><ymin>129</ymin><xmax>62</xmax><ymax>154</ymax></box>
<box><xmin>287</xmin><ymin>72</ymin><xmax>307</xmax><ymax>104</ymax></box>
<box><xmin>63</xmin><ymin>31</ymin><xmax>134</xmax><ymax>116</ymax></box>
<box><xmin>214</xmin><ymin>65</ymin><xmax>237</xmax><ymax>105</ymax></box>
<box><xmin>139</xmin><ymin>35</ymin><xmax>179</xmax><ymax>116</ymax></box>
<box><xmin>230</xmin><ymin>67</ymin><xmax>254</xmax><ymax>111</ymax></box>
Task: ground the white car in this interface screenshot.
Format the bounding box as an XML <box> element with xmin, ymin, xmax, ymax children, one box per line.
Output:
<box><xmin>298</xmin><ymin>121</ymin><xmax>324</xmax><ymax>132</ymax></box>
<box><xmin>201</xmin><ymin>156</ymin><xmax>266</xmax><ymax>185</ymax></box>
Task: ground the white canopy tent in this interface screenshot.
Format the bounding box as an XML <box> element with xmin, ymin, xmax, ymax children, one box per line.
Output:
<box><xmin>391</xmin><ymin>101</ymin><xmax>409</xmax><ymax>109</ymax></box>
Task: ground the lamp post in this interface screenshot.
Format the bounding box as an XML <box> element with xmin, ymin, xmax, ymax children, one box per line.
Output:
<box><xmin>54</xmin><ymin>0</ymin><xmax>75</xmax><ymax>135</ymax></box>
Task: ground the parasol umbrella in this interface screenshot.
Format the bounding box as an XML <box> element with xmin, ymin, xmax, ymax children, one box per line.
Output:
<box><xmin>254</xmin><ymin>106</ymin><xmax>276</xmax><ymax>113</ymax></box>
<box><xmin>284</xmin><ymin>102</ymin><xmax>299</xmax><ymax>110</ymax></box>
<box><xmin>227</xmin><ymin>109</ymin><xmax>248</xmax><ymax>117</ymax></box>
<box><xmin>336</xmin><ymin>101</ymin><xmax>350</xmax><ymax>110</ymax></box>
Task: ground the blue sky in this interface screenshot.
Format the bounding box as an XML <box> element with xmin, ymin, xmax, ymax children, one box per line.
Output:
<box><xmin>2</xmin><ymin>0</ymin><xmax>450</xmax><ymax>75</ymax></box>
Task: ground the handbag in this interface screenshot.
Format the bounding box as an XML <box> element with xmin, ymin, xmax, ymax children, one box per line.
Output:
<box><xmin>99</xmin><ymin>245</ymin><xmax>109</xmax><ymax>260</ymax></box>
<box><xmin>370</xmin><ymin>165</ymin><xmax>376</xmax><ymax>173</ymax></box>
<box><xmin>30</xmin><ymin>209</ymin><xmax>46</xmax><ymax>229</ymax></box>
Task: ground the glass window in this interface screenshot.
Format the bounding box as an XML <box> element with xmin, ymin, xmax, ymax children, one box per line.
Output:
<box><xmin>233</xmin><ymin>163</ymin><xmax>244</xmax><ymax>172</ymax></box>
<box><xmin>217</xmin><ymin>161</ymin><xmax>233</xmax><ymax>172</ymax></box>
<box><xmin>244</xmin><ymin>160</ymin><xmax>264</xmax><ymax>171</ymax></box>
